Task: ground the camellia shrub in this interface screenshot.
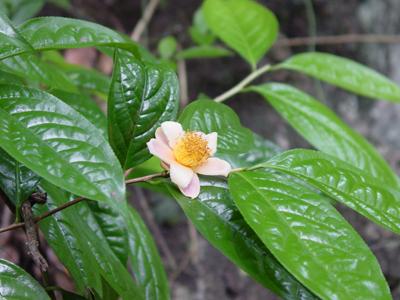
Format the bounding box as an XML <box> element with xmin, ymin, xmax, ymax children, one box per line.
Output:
<box><xmin>0</xmin><ymin>0</ymin><xmax>399</xmax><ymax>299</ymax></box>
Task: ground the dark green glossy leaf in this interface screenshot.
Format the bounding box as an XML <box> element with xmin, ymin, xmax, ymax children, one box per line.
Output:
<box><xmin>42</xmin><ymin>51</ymin><xmax>111</xmax><ymax>96</ymax></box>
<box><xmin>176</xmin><ymin>45</ymin><xmax>232</xmax><ymax>59</ymax></box>
<box><xmin>260</xmin><ymin>149</ymin><xmax>400</xmax><ymax>235</ymax></box>
<box><xmin>126</xmin><ymin>207</ymin><xmax>170</xmax><ymax>300</ymax></box>
<box><xmin>0</xmin><ymin>17</ymin><xmax>138</xmax><ymax>60</ymax></box>
<box><xmin>38</xmin><ymin>181</ymin><xmax>144</xmax><ymax>300</ymax></box>
<box><xmin>81</xmin><ymin>201</ymin><xmax>129</xmax><ymax>265</ymax></box>
<box><xmin>179</xmin><ymin>99</ymin><xmax>279</xmax><ymax>168</ymax></box>
<box><xmin>229</xmin><ymin>171</ymin><xmax>391</xmax><ymax>300</ymax></box>
<box><xmin>278</xmin><ymin>52</ymin><xmax>400</xmax><ymax>102</ymax></box>
<box><xmin>0</xmin><ymin>259</ymin><xmax>50</xmax><ymax>300</ymax></box>
<box><xmin>202</xmin><ymin>0</ymin><xmax>278</xmax><ymax>68</ymax></box>
<box><xmin>0</xmin><ymin>85</ymin><xmax>125</xmax><ymax>203</ymax></box>
<box><xmin>249</xmin><ymin>83</ymin><xmax>399</xmax><ymax>186</ymax></box>
<box><xmin>0</xmin><ymin>11</ymin><xmax>32</xmax><ymax>60</ymax></box>
<box><xmin>36</xmin><ymin>181</ymin><xmax>102</xmax><ymax>295</ymax></box>
<box><xmin>0</xmin><ymin>54</ymin><xmax>78</xmax><ymax>92</ymax></box>
<box><xmin>108</xmin><ymin>50</ymin><xmax>179</xmax><ymax>169</ymax></box>
<box><xmin>168</xmin><ymin>178</ymin><xmax>317</xmax><ymax>300</ymax></box>
<box><xmin>51</xmin><ymin>90</ymin><xmax>107</xmax><ymax>137</ymax></box>
<box><xmin>0</xmin><ymin>148</ymin><xmax>40</xmax><ymax>207</ymax></box>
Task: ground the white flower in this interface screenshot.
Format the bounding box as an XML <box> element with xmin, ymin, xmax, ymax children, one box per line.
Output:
<box><xmin>146</xmin><ymin>121</ymin><xmax>232</xmax><ymax>198</ymax></box>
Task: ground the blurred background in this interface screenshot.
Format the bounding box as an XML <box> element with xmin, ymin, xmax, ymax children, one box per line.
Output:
<box><xmin>1</xmin><ymin>0</ymin><xmax>400</xmax><ymax>299</ymax></box>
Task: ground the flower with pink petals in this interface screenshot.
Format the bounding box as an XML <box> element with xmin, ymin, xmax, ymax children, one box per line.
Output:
<box><xmin>146</xmin><ymin>121</ymin><xmax>232</xmax><ymax>198</ymax></box>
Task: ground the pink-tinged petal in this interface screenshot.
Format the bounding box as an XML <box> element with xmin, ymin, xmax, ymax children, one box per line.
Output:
<box><xmin>155</xmin><ymin>127</ymin><xmax>169</xmax><ymax>146</ymax></box>
<box><xmin>147</xmin><ymin>139</ymin><xmax>175</xmax><ymax>164</ymax></box>
<box><xmin>195</xmin><ymin>157</ymin><xmax>231</xmax><ymax>177</ymax></box>
<box><xmin>205</xmin><ymin>132</ymin><xmax>217</xmax><ymax>155</ymax></box>
<box><xmin>161</xmin><ymin>121</ymin><xmax>184</xmax><ymax>147</ymax></box>
<box><xmin>170</xmin><ymin>162</ymin><xmax>194</xmax><ymax>188</ymax></box>
<box><xmin>179</xmin><ymin>173</ymin><xmax>200</xmax><ymax>199</ymax></box>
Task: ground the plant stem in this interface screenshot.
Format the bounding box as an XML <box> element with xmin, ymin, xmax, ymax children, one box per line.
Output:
<box><xmin>214</xmin><ymin>64</ymin><xmax>271</xmax><ymax>103</ymax></box>
<box><xmin>0</xmin><ymin>172</ymin><xmax>168</xmax><ymax>234</ymax></box>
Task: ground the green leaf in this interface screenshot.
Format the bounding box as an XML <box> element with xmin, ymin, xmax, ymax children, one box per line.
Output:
<box><xmin>0</xmin><ymin>148</ymin><xmax>40</xmax><ymax>207</ymax></box>
<box><xmin>157</xmin><ymin>36</ymin><xmax>177</xmax><ymax>60</ymax></box>
<box><xmin>36</xmin><ymin>182</ymin><xmax>103</xmax><ymax>295</ymax></box>
<box><xmin>168</xmin><ymin>178</ymin><xmax>317</xmax><ymax>300</ymax></box>
<box><xmin>0</xmin><ymin>68</ymin><xmax>24</xmax><ymax>85</ymax></box>
<box><xmin>108</xmin><ymin>50</ymin><xmax>179</xmax><ymax>169</ymax></box>
<box><xmin>249</xmin><ymin>83</ymin><xmax>399</xmax><ymax>186</ymax></box>
<box><xmin>51</xmin><ymin>90</ymin><xmax>107</xmax><ymax>138</ymax></box>
<box><xmin>0</xmin><ymin>85</ymin><xmax>125</xmax><ymax>204</ymax></box>
<box><xmin>0</xmin><ymin>259</ymin><xmax>50</xmax><ymax>300</ymax></box>
<box><xmin>260</xmin><ymin>149</ymin><xmax>400</xmax><ymax>235</ymax></box>
<box><xmin>38</xmin><ymin>181</ymin><xmax>144</xmax><ymax>300</ymax></box>
<box><xmin>1</xmin><ymin>0</ymin><xmax>45</xmax><ymax>25</ymax></box>
<box><xmin>179</xmin><ymin>99</ymin><xmax>279</xmax><ymax>168</ymax></box>
<box><xmin>81</xmin><ymin>201</ymin><xmax>129</xmax><ymax>265</ymax></box>
<box><xmin>177</xmin><ymin>45</ymin><xmax>232</xmax><ymax>59</ymax></box>
<box><xmin>126</xmin><ymin>207</ymin><xmax>170</xmax><ymax>300</ymax></box>
<box><xmin>42</xmin><ymin>50</ymin><xmax>111</xmax><ymax>96</ymax></box>
<box><xmin>202</xmin><ymin>0</ymin><xmax>278</xmax><ymax>68</ymax></box>
<box><xmin>0</xmin><ymin>10</ymin><xmax>33</xmax><ymax>60</ymax></box>
<box><xmin>0</xmin><ymin>54</ymin><xmax>78</xmax><ymax>92</ymax></box>
<box><xmin>277</xmin><ymin>52</ymin><xmax>400</xmax><ymax>102</ymax></box>
<box><xmin>229</xmin><ymin>171</ymin><xmax>391</xmax><ymax>300</ymax></box>
<box><xmin>0</xmin><ymin>17</ymin><xmax>138</xmax><ymax>60</ymax></box>
<box><xmin>189</xmin><ymin>8</ymin><xmax>215</xmax><ymax>45</ymax></box>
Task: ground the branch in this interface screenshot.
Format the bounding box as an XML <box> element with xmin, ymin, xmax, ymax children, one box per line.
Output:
<box><xmin>0</xmin><ymin>172</ymin><xmax>168</xmax><ymax>234</ymax></box>
<box><xmin>275</xmin><ymin>34</ymin><xmax>400</xmax><ymax>47</ymax></box>
<box><xmin>131</xmin><ymin>0</ymin><xmax>160</xmax><ymax>42</ymax></box>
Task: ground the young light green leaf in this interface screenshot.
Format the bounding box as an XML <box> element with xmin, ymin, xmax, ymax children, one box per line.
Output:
<box><xmin>0</xmin><ymin>85</ymin><xmax>125</xmax><ymax>203</ymax></box>
<box><xmin>0</xmin><ymin>259</ymin><xmax>50</xmax><ymax>300</ymax></box>
<box><xmin>157</xmin><ymin>36</ymin><xmax>177</xmax><ymax>60</ymax></box>
<box><xmin>126</xmin><ymin>207</ymin><xmax>170</xmax><ymax>300</ymax></box>
<box><xmin>0</xmin><ymin>148</ymin><xmax>40</xmax><ymax>207</ymax></box>
<box><xmin>168</xmin><ymin>178</ymin><xmax>317</xmax><ymax>300</ymax></box>
<box><xmin>0</xmin><ymin>17</ymin><xmax>138</xmax><ymax>60</ymax></box>
<box><xmin>108</xmin><ymin>50</ymin><xmax>179</xmax><ymax>169</ymax></box>
<box><xmin>249</xmin><ymin>83</ymin><xmax>399</xmax><ymax>186</ymax></box>
<box><xmin>176</xmin><ymin>45</ymin><xmax>232</xmax><ymax>59</ymax></box>
<box><xmin>260</xmin><ymin>149</ymin><xmax>400</xmax><ymax>235</ymax></box>
<box><xmin>38</xmin><ymin>181</ymin><xmax>144</xmax><ymax>300</ymax></box>
<box><xmin>189</xmin><ymin>8</ymin><xmax>215</xmax><ymax>45</ymax></box>
<box><xmin>277</xmin><ymin>52</ymin><xmax>400</xmax><ymax>102</ymax></box>
<box><xmin>202</xmin><ymin>0</ymin><xmax>278</xmax><ymax>68</ymax></box>
<box><xmin>229</xmin><ymin>171</ymin><xmax>391</xmax><ymax>300</ymax></box>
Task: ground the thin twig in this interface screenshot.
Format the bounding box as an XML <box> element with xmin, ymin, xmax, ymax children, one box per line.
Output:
<box><xmin>134</xmin><ymin>187</ymin><xmax>177</xmax><ymax>268</ymax></box>
<box><xmin>131</xmin><ymin>0</ymin><xmax>160</xmax><ymax>42</ymax></box>
<box><xmin>177</xmin><ymin>45</ymin><xmax>189</xmax><ymax>107</ymax></box>
<box><xmin>276</xmin><ymin>34</ymin><xmax>400</xmax><ymax>47</ymax></box>
<box><xmin>0</xmin><ymin>172</ymin><xmax>167</xmax><ymax>234</ymax></box>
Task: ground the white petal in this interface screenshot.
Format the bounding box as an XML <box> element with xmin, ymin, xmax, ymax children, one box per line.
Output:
<box><xmin>161</xmin><ymin>121</ymin><xmax>184</xmax><ymax>147</ymax></box>
<box><xmin>179</xmin><ymin>173</ymin><xmax>200</xmax><ymax>199</ymax></box>
<box><xmin>205</xmin><ymin>132</ymin><xmax>217</xmax><ymax>155</ymax></box>
<box><xmin>195</xmin><ymin>157</ymin><xmax>231</xmax><ymax>177</ymax></box>
<box><xmin>170</xmin><ymin>162</ymin><xmax>194</xmax><ymax>188</ymax></box>
<box><xmin>155</xmin><ymin>127</ymin><xmax>169</xmax><ymax>145</ymax></box>
<box><xmin>146</xmin><ymin>139</ymin><xmax>175</xmax><ymax>164</ymax></box>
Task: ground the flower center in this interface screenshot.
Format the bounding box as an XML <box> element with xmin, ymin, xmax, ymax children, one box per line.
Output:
<box><xmin>172</xmin><ymin>132</ymin><xmax>210</xmax><ymax>168</ymax></box>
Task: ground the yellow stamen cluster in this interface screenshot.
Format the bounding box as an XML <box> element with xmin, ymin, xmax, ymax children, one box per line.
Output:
<box><xmin>173</xmin><ymin>132</ymin><xmax>210</xmax><ymax>168</ymax></box>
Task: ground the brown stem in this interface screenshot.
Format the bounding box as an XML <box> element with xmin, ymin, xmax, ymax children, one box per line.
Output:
<box><xmin>21</xmin><ymin>200</ymin><xmax>48</xmax><ymax>272</ymax></box>
<box><xmin>131</xmin><ymin>0</ymin><xmax>160</xmax><ymax>42</ymax></box>
<box><xmin>0</xmin><ymin>172</ymin><xmax>168</xmax><ymax>234</ymax></box>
